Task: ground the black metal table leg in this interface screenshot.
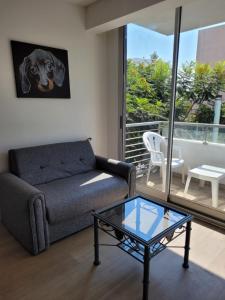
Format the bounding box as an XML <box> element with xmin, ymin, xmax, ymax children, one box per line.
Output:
<box><xmin>93</xmin><ymin>217</ymin><xmax>101</xmax><ymax>266</ymax></box>
<box><xmin>183</xmin><ymin>221</ymin><xmax>191</xmax><ymax>269</ymax></box>
<box><xmin>143</xmin><ymin>246</ymin><xmax>150</xmax><ymax>300</ymax></box>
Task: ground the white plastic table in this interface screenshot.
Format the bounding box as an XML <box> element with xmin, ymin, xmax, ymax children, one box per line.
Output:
<box><xmin>184</xmin><ymin>165</ymin><xmax>225</xmax><ymax>207</ymax></box>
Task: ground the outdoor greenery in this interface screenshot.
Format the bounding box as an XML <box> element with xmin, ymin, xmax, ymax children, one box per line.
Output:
<box><xmin>126</xmin><ymin>53</ymin><xmax>225</xmax><ymax>124</ymax></box>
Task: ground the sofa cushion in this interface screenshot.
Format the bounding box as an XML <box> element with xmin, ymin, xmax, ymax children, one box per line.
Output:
<box><xmin>9</xmin><ymin>140</ymin><xmax>95</xmax><ymax>185</ymax></box>
<box><xmin>36</xmin><ymin>170</ymin><xmax>129</xmax><ymax>225</ymax></box>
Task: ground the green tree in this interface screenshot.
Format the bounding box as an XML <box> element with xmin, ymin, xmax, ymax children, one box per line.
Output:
<box><xmin>126</xmin><ymin>56</ymin><xmax>171</xmax><ymax>122</ymax></box>
<box><xmin>126</xmin><ymin>54</ymin><xmax>225</xmax><ymax>124</ymax></box>
<box><xmin>193</xmin><ymin>104</ymin><xmax>214</xmax><ymax>123</ymax></box>
<box><xmin>177</xmin><ymin>61</ymin><xmax>225</xmax><ymax>121</ymax></box>
<box><xmin>220</xmin><ymin>103</ymin><xmax>225</xmax><ymax>124</ymax></box>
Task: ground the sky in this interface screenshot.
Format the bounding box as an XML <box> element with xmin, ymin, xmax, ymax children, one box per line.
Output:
<box><xmin>127</xmin><ymin>22</ymin><xmax>225</xmax><ymax>65</ymax></box>
<box><xmin>127</xmin><ymin>23</ymin><xmax>198</xmax><ymax>65</ymax></box>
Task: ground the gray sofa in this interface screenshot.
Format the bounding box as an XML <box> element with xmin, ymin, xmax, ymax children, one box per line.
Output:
<box><xmin>0</xmin><ymin>139</ymin><xmax>136</xmax><ymax>255</ymax></box>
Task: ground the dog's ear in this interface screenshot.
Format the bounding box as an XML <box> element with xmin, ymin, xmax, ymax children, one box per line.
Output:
<box><xmin>49</xmin><ymin>52</ymin><xmax>65</xmax><ymax>87</ymax></box>
<box><xmin>19</xmin><ymin>57</ymin><xmax>31</xmax><ymax>94</ymax></box>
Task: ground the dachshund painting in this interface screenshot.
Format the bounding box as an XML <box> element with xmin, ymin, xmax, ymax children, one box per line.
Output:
<box><xmin>11</xmin><ymin>41</ymin><xmax>70</xmax><ymax>98</ymax></box>
<box><xmin>19</xmin><ymin>49</ymin><xmax>65</xmax><ymax>94</ymax></box>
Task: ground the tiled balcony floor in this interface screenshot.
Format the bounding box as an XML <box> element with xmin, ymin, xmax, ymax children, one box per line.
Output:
<box><xmin>136</xmin><ymin>169</ymin><xmax>225</xmax><ymax>212</ymax></box>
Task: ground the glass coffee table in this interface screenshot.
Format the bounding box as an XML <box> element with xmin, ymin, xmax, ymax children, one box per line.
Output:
<box><xmin>92</xmin><ymin>196</ymin><xmax>193</xmax><ymax>300</ymax></box>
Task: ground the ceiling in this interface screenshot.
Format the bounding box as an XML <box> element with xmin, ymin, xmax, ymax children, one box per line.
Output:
<box><xmin>68</xmin><ymin>0</ymin><xmax>97</xmax><ymax>6</ymax></box>
<box><xmin>61</xmin><ymin>0</ymin><xmax>225</xmax><ymax>34</ymax></box>
<box><xmin>133</xmin><ymin>0</ymin><xmax>225</xmax><ymax>35</ymax></box>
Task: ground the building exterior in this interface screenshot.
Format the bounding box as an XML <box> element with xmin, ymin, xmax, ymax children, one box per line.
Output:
<box><xmin>197</xmin><ymin>23</ymin><xmax>225</xmax><ymax>102</ymax></box>
<box><xmin>197</xmin><ymin>23</ymin><xmax>225</xmax><ymax>64</ymax></box>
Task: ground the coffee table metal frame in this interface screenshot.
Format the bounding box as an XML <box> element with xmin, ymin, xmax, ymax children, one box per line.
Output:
<box><xmin>92</xmin><ymin>195</ymin><xmax>193</xmax><ymax>300</ymax></box>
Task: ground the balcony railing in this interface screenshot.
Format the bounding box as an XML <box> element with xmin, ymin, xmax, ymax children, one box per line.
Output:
<box><xmin>125</xmin><ymin>121</ymin><xmax>225</xmax><ymax>175</ymax></box>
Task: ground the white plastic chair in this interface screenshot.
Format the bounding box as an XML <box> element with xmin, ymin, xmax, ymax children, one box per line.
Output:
<box><xmin>143</xmin><ymin>132</ymin><xmax>185</xmax><ymax>192</ymax></box>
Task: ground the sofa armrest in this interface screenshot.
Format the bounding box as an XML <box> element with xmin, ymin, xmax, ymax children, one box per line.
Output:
<box><xmin>0</xmin><ymin>173</ymin><xmax>49</xmax><ymax>255</ymax></box>
<box><xmin>95</xmin><ymin>156</ymin><xmax>136</xmax><ymax>197</ymax></box>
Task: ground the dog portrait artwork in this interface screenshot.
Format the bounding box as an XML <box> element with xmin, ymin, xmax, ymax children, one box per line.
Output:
<box><xmin>11</xmin><ymin>41</ymin><xmax>70</xmax><ymax>98</ymax></box>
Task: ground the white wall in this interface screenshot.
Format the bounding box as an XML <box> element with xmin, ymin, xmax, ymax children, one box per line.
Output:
<box><xmin>0</xmin><ymin>0</ymin><xmax>109</xmax><ymax>172</ymax></box>
<box><xmin>174</xmin><ymin>139</ymin><xmax>225</xmax><ymax>169</ymax></box>
<box><xmin>174</xmin><ymin>138</ymin><xmax>225</xmax><ymax>184</ymax></box>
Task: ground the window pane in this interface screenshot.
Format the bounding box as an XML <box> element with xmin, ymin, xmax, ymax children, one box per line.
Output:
<box><xmin>125</xmin><ymin>8</ymin><xmax>175</xmax><ymax>199</ymax></box>
<box><xmin>170</xmin><ymin>0</ymin><xmax>225</xmax><ymax>218</ymax></box>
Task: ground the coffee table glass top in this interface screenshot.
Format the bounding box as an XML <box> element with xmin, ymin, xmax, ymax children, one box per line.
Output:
<box><xmin>97</xmin><ymin>196</ymin><xmax>188</xmax><ymax>243</ymax></box>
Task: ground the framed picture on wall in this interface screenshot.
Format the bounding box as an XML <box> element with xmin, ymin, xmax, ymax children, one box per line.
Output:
<box><xmin>11</xmin><ymin>40</ymin><xmax>71</xmax><ymax>98</ymax></box>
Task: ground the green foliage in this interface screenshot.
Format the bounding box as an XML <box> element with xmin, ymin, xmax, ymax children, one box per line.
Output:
<box><xmin>126</xmin><ymin>57</ymin><xmax>171</xmax><ymax>122</ymax></box>
<box><xmin>126</xmin><ymin>54</ymin><xmax>225</xmax><ymax>123</ymax></box>
<box><xmin>193</xmin><ymin>104</ymin><xmax>214</xmax><ymax>123</ymax></box>
<box><xmin>177</xmin><ymin>61</ymin><xmax>225</xmax><ymax>103</ymax></box>
<box><xmin>220</xmin><ymin>103</ymin><xmax>225</xmax><ymax>124</ymax></box>
<box><xmin>175</xmin><ymin>98</ymin><xmax>191</xmax><ymax>121</ymax></box>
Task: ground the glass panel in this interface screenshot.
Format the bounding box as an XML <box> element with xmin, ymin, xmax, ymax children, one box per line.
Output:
<box><xmin>170</xmin><ymin>0</ymin><xmax>225</xmax><ymax>218</ymax></box>
<box><xmin>125</xmin><ymin>8</ymin><xmax>175</xmax><ymax>198</ymax></box>
<box><xmin>99</xmin><ymin>197</ymin><xmax>186</xmax><ymax>242</ymax></box>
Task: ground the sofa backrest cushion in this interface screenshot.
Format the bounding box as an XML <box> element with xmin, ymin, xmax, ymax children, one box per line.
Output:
<box><xmin>9</xmin><ymin>139</ymin><xmax>96</xmax><ymax>185</ymax></box>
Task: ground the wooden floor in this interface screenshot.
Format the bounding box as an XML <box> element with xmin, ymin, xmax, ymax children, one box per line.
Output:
<box><xmin>137</xmin><ymin>171</ymin><xmax>225</xmax><ymax>212</ymax></box>
<box><xmin>0</xmin><ymin>221</ymin><xmax>225</xmax><ymax>300</ymax></box>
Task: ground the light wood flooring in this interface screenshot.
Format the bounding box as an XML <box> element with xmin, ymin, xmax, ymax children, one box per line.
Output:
<box><xmin>0</xmin><ymin>220</ymin><xmax>225</xmax><ymax>300</ymax></box>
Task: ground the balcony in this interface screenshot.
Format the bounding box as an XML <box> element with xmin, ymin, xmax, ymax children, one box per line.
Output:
<box><xmin>125</xmin><ymin>121</ymin><xmax>225</xmax><ymax>212</ymax></box>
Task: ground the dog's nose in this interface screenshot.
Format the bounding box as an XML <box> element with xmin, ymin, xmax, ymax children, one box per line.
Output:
<box><xmin>39</xmin><ymin>74</ymin><xmax>49</xmax><ymax>86</ymax></box>
<box><xmin>39</xmin><ymin>79</ymin><xmax>49</xmax><ymax>87</ymax></box>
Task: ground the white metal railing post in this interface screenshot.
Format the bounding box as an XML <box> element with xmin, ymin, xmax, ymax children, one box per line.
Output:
<box><xmin>203</xmin><ymin>126</ymin><xmax>208</xmax><ymax>145</ymax></box>
<box><xmin>212</xmin><ymin>95</ymin><xmax>222</xmax><ymax>143</ymax></box>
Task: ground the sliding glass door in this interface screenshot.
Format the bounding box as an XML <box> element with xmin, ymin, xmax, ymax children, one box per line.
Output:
<box><xmin>170</xmin><ymin>0</ymin><xmax>225</xmax><ymax>220</ymax></box>
<box><xmin>124</xmin><ymin>0</ymin><xmax>225</xmax><ymax>222</ymax></box>
<box><xmin>125</xmin><ymin>9</ymin><xmax>175</xmax><ymax>200</ymax></box>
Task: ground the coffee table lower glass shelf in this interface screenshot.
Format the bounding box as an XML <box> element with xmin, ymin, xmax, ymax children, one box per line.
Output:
<box><xmin>92</xmin><ymin>196</ymin><xmax>193</xmax><ymax>300</ymax></box>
